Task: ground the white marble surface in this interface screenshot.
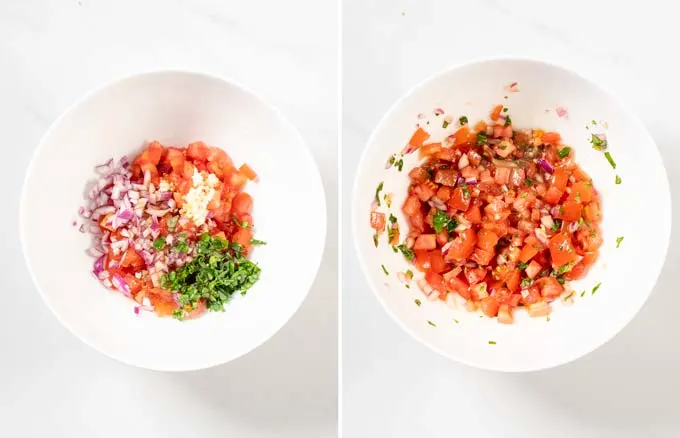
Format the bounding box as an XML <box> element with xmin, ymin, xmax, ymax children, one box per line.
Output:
<box><xmin>343</xmin><ymin>0</ymin><xmax>680</xmax><ymax>437</ymax></box>
<box><xmin>0</xmin><ymin>1</ymin><xmax>337</xmax><ymax>437</ymax></box>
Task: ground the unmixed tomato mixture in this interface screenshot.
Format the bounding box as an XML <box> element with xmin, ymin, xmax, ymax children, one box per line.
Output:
<box><xmin>371</xmin><ymin>105</ymin><xmax>603</xmax><ymax>323</ymax></box>
<box><xmin>77</xmin><ymin>141</ymin><xmax>264</xmax><ymax>319</ymax></box>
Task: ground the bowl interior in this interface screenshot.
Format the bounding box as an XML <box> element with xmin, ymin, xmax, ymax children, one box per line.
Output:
<box><xmin>21</xmin><ymin>71</ymin><xmax>326</xmax><ymax>371</ymax></box>
<box><xmin>353</xmin><ymin>59</ymin><xmax>670</xmax><ymax>371</ymax></box>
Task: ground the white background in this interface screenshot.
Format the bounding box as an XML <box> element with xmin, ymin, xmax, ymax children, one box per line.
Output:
<box><xmin>343</xmin><ymin>1</ymin><xmax>680</xmax><ymax>437</ymax></box>
<box><xmin>0</xmin><ymin>1</ymin><xmax>337</xmax><ymax>437</ymax></box>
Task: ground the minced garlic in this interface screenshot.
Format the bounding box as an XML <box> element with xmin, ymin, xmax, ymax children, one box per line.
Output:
<box><xmin>180</xmin><ymin>168</ymin><xmax>219</xmax><ymax>226</ymax></box>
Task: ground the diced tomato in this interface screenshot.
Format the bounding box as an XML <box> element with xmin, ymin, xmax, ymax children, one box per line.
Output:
<box><xmin>481</xmin><ymin>296</ymin><xmax>500</xmax><ymax>317</ymax></box>
<box><xmin>186</xmin><ymin>141</ymin><xmax>210</xmax><ymax>160</ymax></box>
<box><xmin>408</xmin><ymin>167</ymin><xmax>430</xmax><ymax>183</ymax></box>
<box><xmin>494</xmin><ymin>167</ymin><xmax>511</xmax><ymax>185</ymax></box>
<box><xmin>477</xmin><ymin>229</ymin><xmax>499</xmax><ymax>251</ymax></box>
<box><xmin>549</xmin><ymin>232</ymin><xmax>579</xmax><ymax>268</ymax></box>
<box><xmin>505</xmin><ymin>269</ymin><xmax>520</xmax><ymax>293</ymax></box>
<box><xmin>565</xmin><ymin>251</ymin><xmax>597</xmax><ymax>280</ymax></box>
<box><xmin>120</xmin><ymin>248</ymin><xmax>144</xmax><ymax>268</ymax></box>
<box><xmin>448</xmin><ymin>275</ymin><xmax>471</xmax><ymax>300</ymax></box>
<box><xmin>555</xmin><ymin>200</ymin><xmax>581</xmax><ymax>222</ymax></box>
<box><xmin>543</xmin><ymin>186</ymin><xmax>563</xmax><ymax>205</ymax></box>
<box><xmin>414</xmin><ymin>181</ymin><xmax>437</xmax><ymax>201</ymax></box>
<box><xmin>414</xmin><ymin>234</ymin><xmax>437</xmax><ymax>250</ymax></box>
<box><xmin>521</xmin><ymin>285</ymin><xmax>542</xmax><ymax>305</ymax></box>
<box><xmin>519</xmin><ymin>242</ymin><xmax>540</xmax><ymax>263</ymax></box>
<box><xmin>436</xmin><ymin>186</ymin><xmax>452</xmax><ymax>202</ymax></box>
<box><xmin>570</xmin><ymin>181</ymin><xmax>593</xmax><ymax>203</ymax></box>
<box><xmin>433</xmin><ymin>169</ymin><xmax>458</xmax><ymax>187</ymax></box>
<box><xmin>537</xmin><ymin>277</ymin><xmax>564</xmax><ymax>300</ymax></box>
<box><xmin>239</xmin><ymin>164</ymin><xmax>258</xmax><ymax>181</ymax></box>
<box><xmin>409</xmin><ymin>127</ymin><xmax>431</xmax><ymax>148</ymax></box>
<box><xmin>464</xmin><ymin>204</ymin><xmax>482</xmax><ymax>223</ymax></box>
<box><xmin>438</xmin><ymin>148</ymin><xmax>457</xmax><ymax>161</ymax></box>
<box><xmin>448</xmin><ymin>187</ymin><xmax>471</xmax><ymax>211</ymax></box>
<box><xmin>425</xmin><ymin>271</ymin><xmax>446</xmax><ymax>295</ymax></box>
<box><xmin>490</xmin><ymin>104</ymin><xmax>504</xmax><ymax>121</ymax></box>
<box><xmin>453</xmin><ymin>126</ymin><xmax>475</xmax><ymax>145</ymax></box>
<box><xmin>542</xmin><ymin>132</ymin><xmax>561</xmax><ymax>145</ymax></box>
<box><xmin>525</xmin><ymin>260</ymin><xmax>542</xmax><ymax>279</ymax></box>
<box><xmin>402</xmin><ymin>195</ymin><xmax>421</xmax><ymax>216</ymax></box>
<box><xmin>497</xmin><ymin>304</ymin><xmax>513</xmax><ymax>324</ymax></box>
<box><xmin>583</xmin><ymin>202</ymin><xmax>602</xmax><ymax>223</ymax></box>
<box><xmin>471</xmin><ymin>247</ymin><xmax>494</xmax><ymax>266</ymax></box>
<box><xmin>420</xmin><ymin>142</ymin><xmax>442</xmax><ymax>158</ymax></box>
<box><xmin>428</xmin><ymin>251</ymin><xmax>447</xmax><ymax>274</ymax></box>
<box><xmin>445</xmin><ymin>228</ymin><xmax>477</xmax><ymax>261</ymax></box>
<box><xmin>474</xmin><ymin>120</ymin><xmax>487</xmax><ymax>132</ymax></box>
<box><xmin>464</xmin><ymin>267</ymin><xmax>487</xmax><ymax>285</ymax></box>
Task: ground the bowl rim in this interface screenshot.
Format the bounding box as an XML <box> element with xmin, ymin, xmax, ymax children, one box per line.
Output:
<box><xmin>351</xmin><ymin>55</ymin><xmax>672</xmax><ymax>372</ymax></box>
<box><xmin>19</xmin><ymin>69</ymin><xmax>328</xmax><ymax>371</ymax></box>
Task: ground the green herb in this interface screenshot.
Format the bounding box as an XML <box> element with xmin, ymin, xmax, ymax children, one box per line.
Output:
<box><xmin>397</xmin><ymin>244</ymin><xmax>414</xmax><ymax>261</ymax></box>
<box><xmin>152</xmin><ymin>237</ymin><xmax>166</xmax><ymax>250</ymax></box>
<box><xmin>174</xmin><ymin>233</ymin><xmax>189</xmax><ymax>254</ymax></box>
<box><xmin>546</xmin><ymin>316</ymin><xmax>551</xmax><ymax>322</ymax></box>
<box><xmin>433</xmin><ymin>210</ymin><xmax>455</xmax><ymax>233</ymax></box>
<box><xmin>427</xmin><ymin>320</ymin><xmax>437</xmax><ymax>327</ymax></box>
<box><xmin>166</xmin><ymin>216</ymin><xmax>179</xmax><ymax>232</ymax></box>
<box><xmin>392</xmin><ymin>245</ymin><xmax>398</xmax><ymax>253</ymax></box>
<box><xmin>604</xmin><ymin>152</ymin><xmax>616</xmax><ymax>169</ymax></box>
<box><xmin>551</xmin><ymin>219</ymin><xmax>562</xmax><ymax>233</ymax></box>
<box><xmin>389</xmin><ymin>214</ymin><xmax>397</xmax><ymax>224</ymax></box>
<box><xmin>459</xmin><ymin>116</ymin><xmax>468</xmax><ymax>126</ymax></box>
<box><xmin>563</xmin><ymin>291</ymin><xmax>574</xmax><ymax>301</ymax></box>
<box><xmin>476</xmin><ymin>132</ymin><xmax>488</xmax><ymax>146</ymax></box>
<box><xmin>381</xmin><ymin>264</ymin><xmax>389</xmax><ymax>275</ymax></box>
<box><xmin>580</xmin><ymin>290</ymin><xmax>586</xmax><ymax>297</ymax></box>
<box><xmin>453</xmin><ymin>319</ymin><xmax>459</xmax><ymax>324</ymax></box>
<box><xmin>389</xmin><ymin>155</ymin><xmax>396</xmax><ymax>166</ymax></box>
<box><xmin>590</xmin><ymin>133</ymin><xmax>607</xmax><ymax>151</ymax></box>
<box><xmin>525</xmin><ymin>178</ymin><xmax>534</xmax><ymax>187</ymax></box>
<box><xmin>250</xmin><ymin>239</ymin><xmax>266</xmax><ymax>246</ymax></box>
<box><xmin>233</xmin><ymin>216</ymin><xmax>250</xmax><ymax>228</ymax></box>
<box><xmin>557</xmin><ymin>277</ymin><xmax>566</xmax><ymax>284</ymax></box>
<box><xmin>387</xmin><ymin>226</ymin><xmax>396</xmax><ymax>243</ymax></box>
<box><xmin>504</xmin><ymin>115</ymin><xmax>512</xmax><ymax>127</ymax></box>
<box><xmin>415</xmin><ymin>299</ymin><xmax>421</xmax><ymax>307</ymax></box>
<box><xmin>558</xmin><ymin>146</ymin><xmax>571</xmax><ymax>159</ymax></box>
<box><xmin>502</xmin><ymin>107</ymin><xmax>508</xmax><ymax>113</ymax></box>
<box><xmin>591</xmin><ymin>120</ymin><xmax>597</xmax><ymax>125</ymax></box>
<box><xmin>616</xmin><ymin>236</ymin><xmax>624</xmax><ymax>248</ymax></box>
<box><xmin>405</xmin><ymin>269</ymin><xmax>414</xmax><ymax>279</ymax></box>
<box><xmin>373</xmin><ymin>234</ymin><xmax>379</xmax><ymax>247</ymax></box>
<box><xmin>521</xmin><ymin>278</ymin><xmax>533</xmax><ymax>288</ymax></box>
<box><xmin>488</xmin><ymin>340</ymin><xmax>497</xmax><ymax>345</ymax></box>
<box><xmin>442</xmin><ymin>120</ymin><xmax>450</xmax><ymax>129</ymax></box>
<box><xmin>615</xmin><ymin>175</ymin><xmax>622</xmax><ymax>184</ymax></box>
<box><xmin>554</xmin><ymin>263</ymin><xmax>572</xmax><ymax>275</ymax></box>
<box><xmin>591</xmin><ymin>282</ymin><xmax>602</xmax><ymax>295</ymax></box>
<box><xmin>504</xmin><ymin>95</ymin><xmax>508</xmax><ymax>100</ymax></box>
<box><xmin>461</xmin><ymin>184</ymin><xmax>470</xmax><ymax>199</ymax></box>
<box><xmin>161</xmin><ymin>233</ymin><xmax>262</xmax><ymax>320</ymax></box>
<box><xmin>396</xmin><ymin>159</ymin><xmax>404</xmax><ymax>171</ymax></box>
<box><xmin>374</xmin><ymin>181</ymin><xmax>384</xmax><ymax>206</ymax></box>
<box><xmin>405</xmin><ymin>285</ymin><xmax>410</xmax><ymax>289</ymax></box>
<box><xmin>518</xmin><ymin>261</ymin><xmax>528</xmax><ymax>270</ymax></box>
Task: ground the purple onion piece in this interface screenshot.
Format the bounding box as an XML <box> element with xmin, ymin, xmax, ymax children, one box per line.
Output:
<box><xmin>538</xmin><ymin>159</ymin><xmax>554</xmax><ymax>174</ymax></box>
<box><xmin>111</xmin><ymin>273</ymin><xmax>131</xmax><ymax>297</ymax></box>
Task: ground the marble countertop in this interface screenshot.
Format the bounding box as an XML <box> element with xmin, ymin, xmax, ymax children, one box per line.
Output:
<box><xmin>0</xmin><ymin>1</ymin><xmax>337</xmax><ymax>437</ymax></box>
<box><xmin>342</xmin><ymin>0</ymin><xmax>680</xmax><ymax>437</ymax></box>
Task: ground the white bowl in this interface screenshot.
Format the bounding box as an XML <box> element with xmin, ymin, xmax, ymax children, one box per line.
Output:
<box><xmin>21</xmin><ymin>71</ymin><xmax>326</xmax><ymax>371</ymax></box>
<box><xmin>353</xmin><ymin>58</ymin><xmax>671</xmax><ymax>372</ymax></box>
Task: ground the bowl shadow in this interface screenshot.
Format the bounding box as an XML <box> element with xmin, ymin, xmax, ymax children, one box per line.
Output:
<box><xmin>504</xmin><ymin>130</ymin><xmax>680</xmax><ymax>432</ymax></box>
<box><xmin>163</xmin><ymin>241</ymin><xmax>338</xmax><ymax>436</ymax></box>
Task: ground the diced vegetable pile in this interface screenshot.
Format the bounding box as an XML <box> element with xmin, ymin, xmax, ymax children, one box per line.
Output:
<box><xmin>371</xmin><ymin>105</ymin><xmax>604</xmax><ymax>323</ymax></box>
<box><xmin>76</xmin><ymin>141</ymin><xmax>264</xmax><ymax>319</ymax></box>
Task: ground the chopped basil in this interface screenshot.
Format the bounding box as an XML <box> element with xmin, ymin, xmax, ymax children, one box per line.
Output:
<box><xmin>615</xmin><ymin>175</ymin><xmax>622</xmax><ymax>184</ymax></box>
<box><xmin>389</xmin><ymin>213</ymin><xmax>397</xmax><ymax>224</ymax></box>
<box><xmin>397</xmin><ymin>244</ymin><xmax>414</xmax><ymax>261</ymax></box>
<box><xmin>396</xmin><ymin>159</ymin><xmax>404</xmax><ymax>171</ymax></box>
<box><xmin>558</xmin><ymin>146</ymin><xmax>571</xmax><ymax>159</ymax></box>
<box><xmin>590</xmin><ymin>133</ymin><xmax>607</xmax><ymax>151</ymax></box>
<box><xmin>488</xmin><ymin>340</ymin><xmax>497</xmax><ymax>345</ymax></box>
<box><xmin>476</xmin><ymin>132</ymin><xmax>488</xmax><ymax>146</ymax></box>
<box><xmin>591</xmin><ymin>282</ymin><xmax>602</xmax><ymax>295</ymax></box>
<box><xmin>381</xmin><ymin>264</ymin><xmax>389</xmax><ymax>275</ymax></box>
<box><xmin>604</xmin><ymin>152</ymin><xmax>616</xmax><ymax>169</ymax></box>
<box><xmin>415</xmin><ymin>299</ymin><xmax>421</xmax><ymax>307</ymax></box>
<box><xmin>433</xmin><ymin>210</ymin><xmax>456</xmax><ymax>233</ymax></box>
<box><xmin>152</xmin><ymin>237</ymin><xmax>166</xmax><ymax>250</ymax></box>
<box><xmin>427</xmin><ymin>320</ymin><xmax>437</xmax><ymax>327</ymax></box>
<box><xmin>616</xmin><ymin>236</ymin><xmax>624</xmax><ymax>248</ymax></box>
<box><xmin>518</xmin><ymin>261</ymin><xmax>528</xmax><ymax>270</ymax></box>
<box><xmin>374</xmin><ymin>181</ymin><xmax>384</xmax><ymax>206</ymax></box>
<box><xmin>442</xmin><ymin>120</ymin><xmax>450</xmax><ymax>128</ymax></box>
<box><xmin>504</xmin><ymin>115</ymin><xmax>512</xmax><ymax>127</ymax></box>
<box><xmin>459</xmin><ymin>116</ymin><xmax>468</xmax><ymax>126</ymax></box>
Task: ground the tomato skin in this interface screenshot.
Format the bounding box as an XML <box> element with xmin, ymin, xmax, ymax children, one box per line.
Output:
<box><xmin>448</xmin><ymin>187</ymin><xmax>470</xmax><ymax>211</ymax></box>
<box><xmin>465</xmin><ymin>267</ymin><xmax>487</xmax><ymax>285</ymax></box>
<box><xmin>570</xmin><ymin>181</ymin><xmax>593</xmax><ymax>203</ymax></box>
<box><xmin>428</xmin><ymin>251</ymin><xmax>447</xmax><ymax>274</ymax></box>
<box><xmin>543</xmin><ymin>186</ymin><xmax>563</xmax><ymax>205</ymax></box>
<box><xmin>369</xmin><ymin>212</ymin><xmax>385</xmax><ymax>231</ymax></box>
<box><xmin>402</xmin><ymin>195</ymin><xmax>421</xmax><ymax>216</ymax></box>
<box><xmin>420</xmin><ymin>142</ymin><xmax>442</xmax><ymax>159</ymax></box>
<box><xmin>505</xmin><ymin>269</ymin><xmax>521</xmax><ymax>293</ymax></box>
<box><xmin>239</xmin><ymin>164</ymin><xmax>257</xmax><ymax>181</ymax></box>
<box><xmin>453</xmin><ymin>126</ymin><xmax>474</xmax><ymax>145</ymax></box>
<box><xmin>583</xmin><ymin>202</ymin><xmax>602</xmax><ymax>223</ymax></box>
<box><xmin>477</xmin><ymin>229</ymin><xmax>499</xmax><ymax>252</ymax></box>
<box><xmin>414</xmin><ymin>234</ymin><xmax>437</xmax><ymax>250</ymax></box>
<box><xmin>490</xmin><ymin>104</ymin><xmax>503</xmax><ymax>121</ymax></box>
<box><xmin>425</xmin><ymin>272</ymin><xmax>446</xmax><ymax>295</ymax></box>
<box><xmin>409</xmin><ymin>127</ymin><xmax>430</xmax><ymax>148</ymax></box>
<box><xmin>481</xmin><ymin>296</ymin><xmax>500</xmax><ymax>317</ymax></box>
<box><xmin>556</xmin><ymin>200</ymin><xmax>582</xmax><ymax>222</ymax></box>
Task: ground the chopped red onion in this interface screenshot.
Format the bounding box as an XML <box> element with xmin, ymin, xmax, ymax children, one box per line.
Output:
<box><xmin>79</xmin><ymin>224</ymin><xmax>87</xmax><ymax>233</ymax></box>
<box><xmin>93</xmin><ymin>255</ymin><xmax>105</xmax><ymax>275</ymax></box>
<box><xmin>147</xmin><ymin>208</ymin><xmax>171</xmax><ymax>217</ymax></box>
<box><xmin>112</xmin><ymin>274</ymin><xmax>131</xmax><ymax>296</ymax></box>
<box><xmin>465</xmin><ymin>178</ymin><xmax>478</xmax><ymax>185</ymax></box>
<box><xmin>441</xmin><ymin>240</ymin><xmax>454</xmax><ymax>255</ymax></box>
<box><xmin>569</xmin><ymin>221</ymin><xmax>580</xmax><ymax>233</ymax></box>
<box><xmin>537</xmin><ymin>159</ymin><xmax>554</xmax><ymax>174</ymax></box>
